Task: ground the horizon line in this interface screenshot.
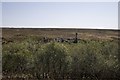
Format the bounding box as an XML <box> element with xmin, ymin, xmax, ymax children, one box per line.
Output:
<box><xmin>0</xmin><ymin>26</ymin><xmax>119</xmax><ymax>30</ymax></box>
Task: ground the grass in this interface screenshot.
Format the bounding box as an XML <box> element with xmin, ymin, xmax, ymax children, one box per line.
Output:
<box><xmin>2</xmin><ymin>28</ymin><xmax>120</xmax><ymax>80</ymax></box>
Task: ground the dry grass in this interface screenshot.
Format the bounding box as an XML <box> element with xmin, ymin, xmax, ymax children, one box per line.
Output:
<box><xmin>2</xmin><ymin>28</ymin><xmax>119</xmax><ymax>41</ymax></box>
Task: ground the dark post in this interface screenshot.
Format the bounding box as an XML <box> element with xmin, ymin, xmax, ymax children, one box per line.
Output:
<box><xmin>74</xmin><ymin>33</ymin><xmax>78</xmax><ymax>43</ymax></box>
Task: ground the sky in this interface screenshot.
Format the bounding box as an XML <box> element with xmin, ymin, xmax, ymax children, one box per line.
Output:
<box><xmin>0</xmin><ymin>3</ymin><xmax>2</xmax><ymax>26</ymax></box>
<box><xmin>1</xmin><ymin>2</ymin><xmax>119</xmax><ymax>29</ymax></box>
<box><xmin>1</xmin><ymin>0</ymin><xmax>119</xmax><ymax>2</ymax></box>
<box><xmin>118</xmin><ymin>2</ymin><xmax>120</xmax><ymax>29</ymax></box>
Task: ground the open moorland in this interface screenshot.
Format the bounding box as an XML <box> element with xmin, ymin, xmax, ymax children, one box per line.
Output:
<box><xmin>2</xmin><ymin>28</ymin><xmax>120</xmax><ymax>42</ymax></box>
<box><xmin>2</xmin><ymin>28</ymin><xmax>120</xmax><ymax>80</ymax></box>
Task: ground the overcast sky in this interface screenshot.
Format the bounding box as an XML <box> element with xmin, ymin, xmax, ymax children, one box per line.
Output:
<box><xmin>1</xmin><ymin>2</ymin><xmax>118</xmax><ymax>29</ymax></box>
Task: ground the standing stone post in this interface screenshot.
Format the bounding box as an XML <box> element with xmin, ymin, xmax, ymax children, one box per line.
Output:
<box><xmin>74</xmin><ymin>33</ymin><xmax>78</xmax><ymax>43</ymax></box>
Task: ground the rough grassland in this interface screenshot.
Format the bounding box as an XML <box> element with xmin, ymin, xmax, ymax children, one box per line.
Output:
<box><xmin>2</xmin><ymin>28</ymin><xmax>120</xmax><ymax>80</ymax></box>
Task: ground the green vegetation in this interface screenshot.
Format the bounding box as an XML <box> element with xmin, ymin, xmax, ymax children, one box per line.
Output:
<box><xmin>2</xmin><ymin>37</ymin><xmax>120</xmax><ymax>80</ymax></box>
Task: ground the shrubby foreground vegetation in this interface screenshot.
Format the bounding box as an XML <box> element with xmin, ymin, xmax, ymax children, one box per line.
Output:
<box><xmin>2</xmin><ymin>37</ymin><xmax>120</xmax><ymax>80</ymax></box>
